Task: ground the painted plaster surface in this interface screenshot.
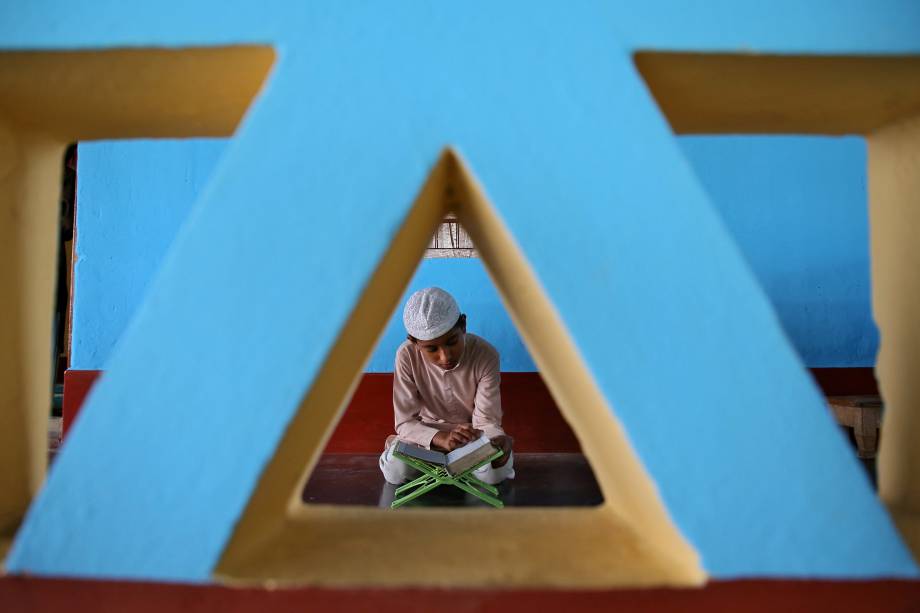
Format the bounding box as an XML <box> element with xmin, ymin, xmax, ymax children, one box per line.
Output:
<box><xmin>680</xmin><ymin>136</ymin><xmax>876</xmax><ymax>366</ymax></box>
<box><xmin>4</xmin><ymin>1</ymin><xmax>919</xmax><ymax>583</ymax></box>
<box><xmin>72</xmin><ymin>136</ymin><xmax>874</xmax><ymax>371</ymax></box>
<box><xmin>71</xmin><ymin>140</ymin><xmax>227</xmax><ymax>369</ymax></box>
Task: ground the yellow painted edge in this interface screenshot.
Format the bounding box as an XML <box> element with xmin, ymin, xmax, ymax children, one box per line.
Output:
<box><xmin>868</xmin><ymin>113</ymin><xmax>920</xmax><ymax>562</ymax></box>
<box><xmin>218</xmin><ymin>507</ymin><xmax>694</xmax><ymax>589</ymax></box>
<box><xmin>0</xmin><ymin>47</ymin><xmax>275</xmax><ymax>140</ymax></box>
<box><xmin>0</xmin><ymin>537</ymin><xmax>10</xmax><ymax>571</ymax></box>
<box><xmin>0</xmin><ymin>122</ymin><xmax>65</xmax><ymax>544</ymax></box>
<box><xmin>634</xmin><ymin>52</ymin><xmax>920</xmax><ymax>135</ymax></box>
<box><xmin>889</xmin><ymin>507</ymin><xmax>920</xmax><ymax>565</ymax></box>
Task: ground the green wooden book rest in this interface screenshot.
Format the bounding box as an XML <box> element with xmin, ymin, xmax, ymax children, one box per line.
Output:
<box><xmin>390</xmin><ymin>448</ymin><xmax>505</xmax><ymax>509</ymax></box>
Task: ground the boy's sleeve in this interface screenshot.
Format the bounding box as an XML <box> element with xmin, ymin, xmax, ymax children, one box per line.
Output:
<box><xmin>472</xmin><ymin>347</ymin><xmax>505</xmax><ymax>440</ymax></box>
<box><xmin>393</xmin><ymin>346</ymin><xmax>440</xmax><ymax>449</ymax></box>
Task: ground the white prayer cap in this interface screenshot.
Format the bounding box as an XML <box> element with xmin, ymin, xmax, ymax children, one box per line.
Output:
<box><xmin>403</xmin><ymin>287</ymin><xmax>461</xmax><ymax>341</ymax></box>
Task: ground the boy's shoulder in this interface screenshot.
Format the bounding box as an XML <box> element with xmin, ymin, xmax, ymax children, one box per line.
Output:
<box><xmin>395</xmin><ymin>339</ymin><xmax>415</xmax><ymax>364</ymax></box>
<box><xmin>465</xmin><ymin>333</ymin><xmax>500</xmax><ymax>363</ymax></box>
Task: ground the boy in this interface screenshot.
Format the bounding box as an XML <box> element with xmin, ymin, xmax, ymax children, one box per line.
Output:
<box><xmin>379</xmin><ymin>287</ymin><xmax>514</xmax><ymax>485</ymax></box>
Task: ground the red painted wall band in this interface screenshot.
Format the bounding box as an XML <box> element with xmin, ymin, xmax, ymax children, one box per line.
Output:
<box><xmin>1</xmin><ymin>576</ymin><xmax>918</xmax><ymax>613</ymax></box>
<box><xmin>62</xmin><ymin>368</ymin><xmax>102</xmax><ymax>437</ymax></box>
<box><xmin>61</xmin><ymin>369</ymin><xmax>582</xmax><ymax>452</ymax></box>
<box><xmin>63</xmin><ymin>367</ymin><xmax>878</xmax><ymax>452</ymax></box>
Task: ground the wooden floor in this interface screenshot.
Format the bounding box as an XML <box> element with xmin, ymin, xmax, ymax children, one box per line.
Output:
<box><xmin>301</xmin><ymin>452</ymin><xmax>604</xmax><ymax>507</ymax></box>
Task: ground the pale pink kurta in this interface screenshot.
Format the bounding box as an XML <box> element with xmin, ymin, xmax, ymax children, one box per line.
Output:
<box><xmin>392</xmin><ymin>333</ymin><xmax>505</xmax><ymax>449</ymax></box>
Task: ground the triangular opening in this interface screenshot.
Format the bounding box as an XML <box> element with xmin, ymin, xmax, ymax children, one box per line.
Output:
<box><xmin>301</xmin><ymin>211</ymin><xmax>600</xmax><ymax>507</ymax></box>
<box><xmin>215</xmin><ymin>149</ymin><xmax>703</xmax><ymax>587</ymax></box>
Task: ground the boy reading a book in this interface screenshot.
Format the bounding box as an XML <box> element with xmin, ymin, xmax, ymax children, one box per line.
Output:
<box><xmin>379</xmin><ymin>287</ymin><xmax>515</xmax><ymax>485</ymax></box>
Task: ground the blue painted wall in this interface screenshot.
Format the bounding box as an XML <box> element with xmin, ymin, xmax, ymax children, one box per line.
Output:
<box><xmin>680</xmin><ymin>135</ymin><xmax>876</xmax><ymax>367</ymax></box>
<box><xmin>73</xmin><ymin>139</ymin><xmax>228</xmax><ymax>368</ymax></box>
<box><xmin>73</xmin><ymin>139</ymin><xmax>536</xmax><ymax>371</ymax></box>
<box><xmin>73</xmin><ymin>135</ymin><xmax>875</xmax><ymax>371</ymax></box>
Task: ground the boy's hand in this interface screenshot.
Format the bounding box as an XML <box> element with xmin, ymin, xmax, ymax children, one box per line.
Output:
<box><xmin>490</xmin><ymin>435</ymin><xmax>514</xmax><ymax>467</ymax></box>
<box><xmin>432</xmin><ymin>424</ymin><xmax>481</xmax><ymax>451</ymax></box>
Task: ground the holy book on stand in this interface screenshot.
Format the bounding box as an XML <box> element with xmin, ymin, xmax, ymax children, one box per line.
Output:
<box><xmin>395</xmin><ymin>434</ymin><xmax>498</xmax><ymax>476</ymax></box>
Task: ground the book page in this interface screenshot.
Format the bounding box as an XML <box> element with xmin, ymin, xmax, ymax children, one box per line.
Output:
<box><xmin>445</xmin><ymin>434</ymin><xmax>491</xmax><ymax>464</ymax></box>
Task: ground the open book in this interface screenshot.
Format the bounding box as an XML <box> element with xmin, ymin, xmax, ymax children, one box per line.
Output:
<box><xmin>395</xmin><ymin>434</ymin><xmax>498</xmax><ymax>476</ymax></box>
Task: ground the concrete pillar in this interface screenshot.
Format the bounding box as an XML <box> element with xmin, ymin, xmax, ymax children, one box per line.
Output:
<box><xmin>0</xmin><ymin>119</ymin><xmax>64</xmax><ymax>555</ymax></box>
<box><xmin>869</xmin><ymin>114</ymin><xmax>920</xmax><ymax>560</ymax></box>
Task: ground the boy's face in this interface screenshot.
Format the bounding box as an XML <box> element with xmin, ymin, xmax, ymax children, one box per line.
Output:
<box><xmin>413</xmin><ymin>317</ymin><xmax>466</xmax><ymax>370</ymax></box>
